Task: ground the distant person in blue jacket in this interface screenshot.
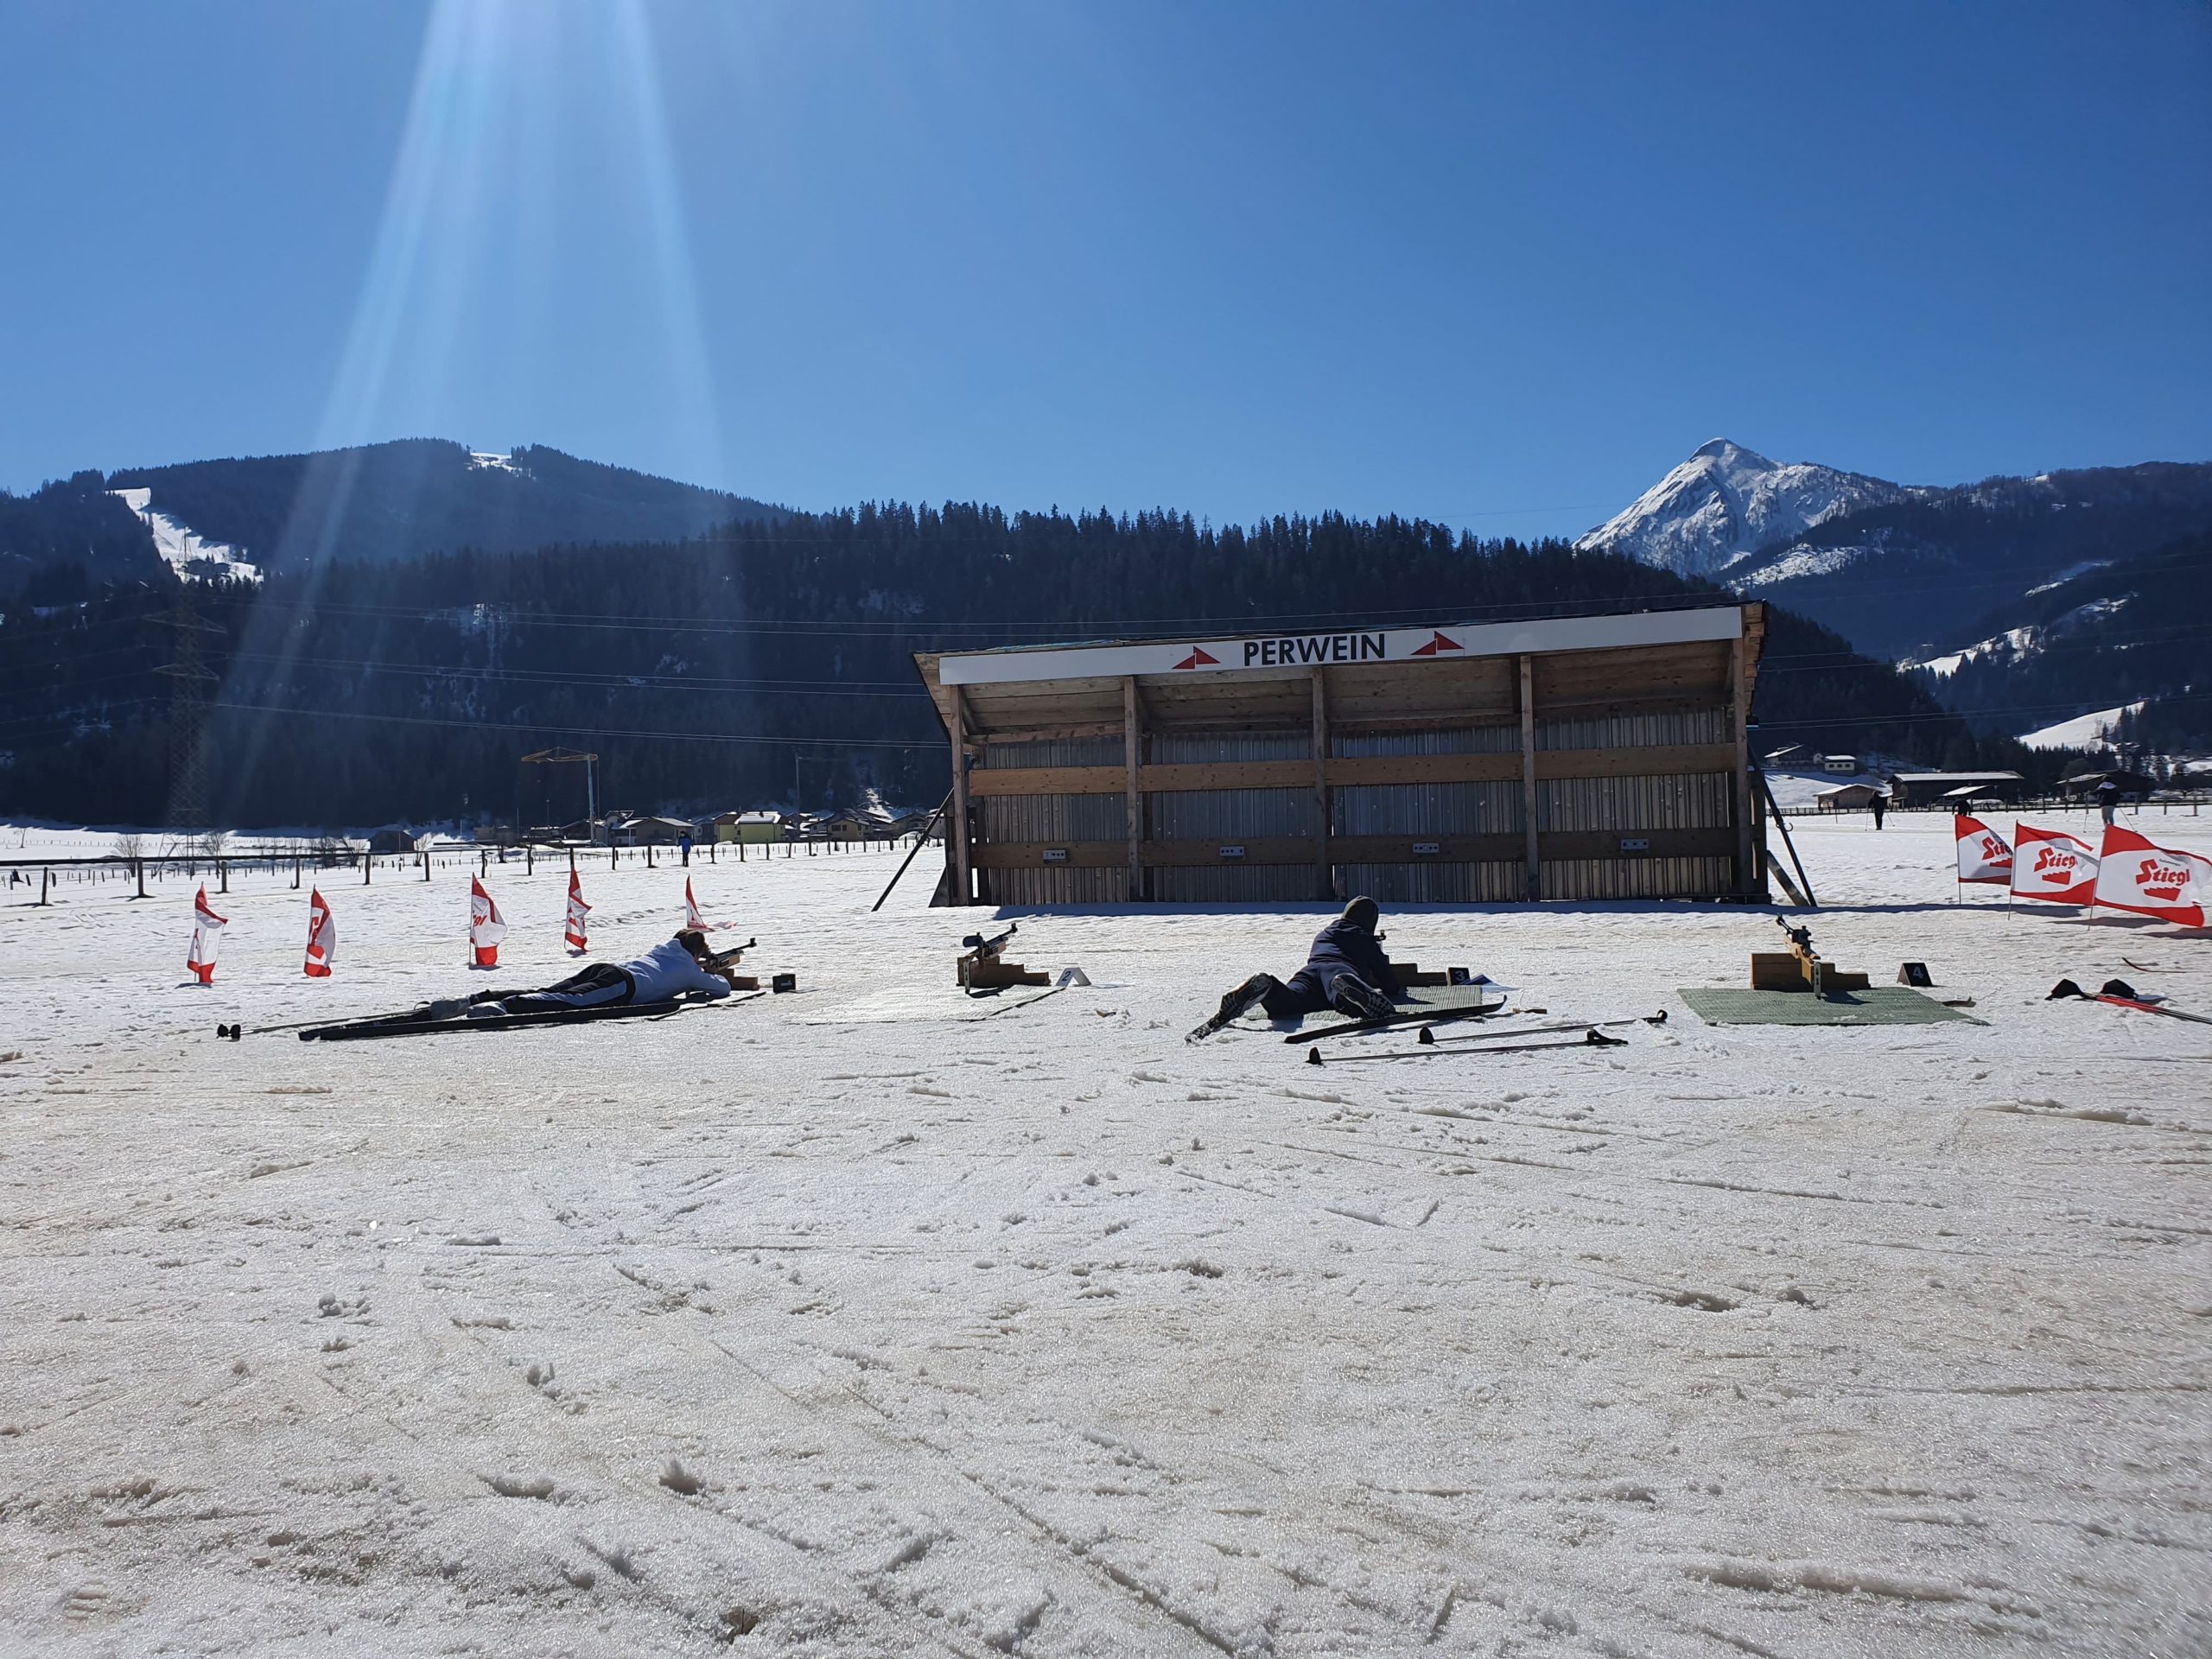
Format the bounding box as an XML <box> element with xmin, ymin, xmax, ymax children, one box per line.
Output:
<box><xmin>462</xmin><ymin>930</ymin><xmax>739</xmax><ymax>1018</ymax></box>
<box><xmin>1209</xmin><ymin>897</ymin><xmax>1403</xmax><ymax>1027</ymax></box>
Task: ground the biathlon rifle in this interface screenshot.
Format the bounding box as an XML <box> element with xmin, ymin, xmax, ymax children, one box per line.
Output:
<box><xmin>961</xmin><ymin>921</ymin><xmax>1018</xmax><ymax>962</ymax></box>
<box><xmin>704</xmin><ymin>937</ymin><xmax>756</xmax><ymax>971</ymax></box>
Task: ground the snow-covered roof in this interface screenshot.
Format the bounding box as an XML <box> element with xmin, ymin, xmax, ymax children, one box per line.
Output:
<box><xmin>1889</xmin><ymin>772</ymin><xmax>2024</xmax><ymax>784</ymax></box>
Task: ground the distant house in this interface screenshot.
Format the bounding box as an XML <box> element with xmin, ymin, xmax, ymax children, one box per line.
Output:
<box><xmin>1815</xmin><ymin>783</ymin><xmax>1885</xmax><ymax>811</ymax></box>
<box><xmin>365</xmin><ymin>829</ymin><xmax>417</xmax><ymax>855</ymax></box>
<box><xmin>1887</xmin><ymin>771</ymin><xmax>2024</xmax><ymax>809</ymax></box>
<box><xmin>1762</xmin><ymin>744</ymin><xmax>1808</xmax><ymax>767</ymax></box>
<box><xmin>709</xmin><ymin>809</ymin><xmax>784</xmax><ymax>844</ymax></box>
<box><xmin>818</xmin><ymin>810</ymin><xmax>878</xmax><ymax>842</ymax></box>
<box><xmin>1818</xmin><ymin>753</ymin><xmax>1859</xmax><ymax>773</ymax></box>
<box><xmin>617</xmin><ymin>815</ymin><xmax>693</xmax><ymax>846</ymax></box>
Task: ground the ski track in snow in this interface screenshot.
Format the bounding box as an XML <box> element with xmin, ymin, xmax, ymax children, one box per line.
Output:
<box><xmin>108</xmin><ymin>486</ymin><xmax>260</xmax><ymax>583</ymax></box>
<box><xmin>1</xmin><ymin>817</ymin><xmax>2209</xmax><ymax>1656</ymax></box>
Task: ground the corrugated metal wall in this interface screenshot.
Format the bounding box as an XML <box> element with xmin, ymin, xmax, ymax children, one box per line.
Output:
<box><xmin>1150</xmin><ymin>734</ymin><xmax>1309</xmax><ymax>764</ymax></box>
<box><xmin>1144</xmin><ymin>730</ymin><xmax>1316</xmax><ymax>900</ymax></box>
<box><xmin>1541</xmin><ymin>855</ymin><xmax>1732</xmax><ymax>901</ymax></box>
<box><xmin>1149</xmin><ymin>865</ymin><xmax>1317</xmax><ymax>904</ymax></box>
<box><xmin>978</xmin><ymin>737</ymin><xmax>1120</xmax><ymax>768</ymax></box>
<box><xmin>1329</xmin><ymin>727</ymin><xmax>1517</xmax><ymax>902</ymax></box>
<box><xmin>1334</xmin><ymin>726</ymin><xmax>1517</xmax><ymax>758</ymax></box>
<box><xmin>1335</xmin><ymin>860</ymin><xmax>1525</xmax><ymax>903</ymax></box>
<box><xmin>965</xmin><ymin>696</ymin><xmax>1745</xmax><ymax>906</ymax></box>
<box><xmin>1535</xmin><ymin>708</ymin><xmax>1728</xmax><ymax>750</ymax></box>
<box><xmin>976</xmin><ymin>735</ymin><xmax>1128</xmax><ymax>906</ymax></box>
<box><xmin>982</xmin><ymin>865</ymin><xmax>1126</xmax><ymax>906</ymax></box>
<box><xmin>1536</xmin><ymin>772</ymin><xmax>1729</xmax><ymax>833</ymax></box>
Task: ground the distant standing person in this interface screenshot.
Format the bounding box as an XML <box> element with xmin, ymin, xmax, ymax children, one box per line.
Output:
<box><xmin>1869</xmin><ymin>791</ymin><xmax>1887</xmax><ymax>830</ymax></box>
<box><xmin>2094</xmin><ymin>778</ymin><xmax>2122</xmax><ymax>828</ymax></box>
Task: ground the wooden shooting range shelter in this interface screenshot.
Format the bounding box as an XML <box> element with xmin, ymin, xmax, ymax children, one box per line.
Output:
<box><xmin>913</xmin><ymin>603</ymin><xmax>1770</xmax><ymax>907</ymax></box>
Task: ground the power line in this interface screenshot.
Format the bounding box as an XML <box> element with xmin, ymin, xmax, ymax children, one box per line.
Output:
<box><xmin>203</xmin><ymin>698</ymin><xmax>943</xmax><ymax>751</ymax></box>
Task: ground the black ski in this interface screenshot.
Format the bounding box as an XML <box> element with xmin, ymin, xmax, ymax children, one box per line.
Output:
<box><xmin>1280</xmin><ymin>998</ymin><xmax>1514</xmax><ymax>1045</ymax></box>
<box><xmin>299</xmin><ymin>990</ymin><xmax>757</xmax><ymax>1043</ymax></box>
<box><xmin>1307</xmin><ymin>1028</ymin><xmax>1629</xmax><ymax>1065</ymax></box>
<box><xmin>1412</xmin><ymin>1011</ymin><xmax>1665</xmax><ymax>1046</ymax></box>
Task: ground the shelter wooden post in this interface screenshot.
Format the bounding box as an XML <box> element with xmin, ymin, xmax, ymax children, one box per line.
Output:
<box><xmin>1729</xmin><ymin>633</ymin><xmax>1756</xmax><ymax>896</ymax></box>
<box><xmin>950</xmin><ymin>689</ymin><xmax>974</xmax><ymax>906</ymax></box>
<box><xmin>1518</xmin><ymin>654</ymin><xmax>1541</xmax><ymax>900</ymax></box>
<box><xmin>1122</xmin><ymin>677</ymin><xmax>1143</xmax><ymax>903</ymax></box>
<box><xmin>1311</xmin><ymin>668</ymin><xmax>1332</xmax><ymax>899</ymax></box>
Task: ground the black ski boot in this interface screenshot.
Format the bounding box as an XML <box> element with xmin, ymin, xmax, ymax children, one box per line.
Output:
<box><xmin>1329</xmin><ymin>973</ymin><xmax>1395</xmax><ymax>1022</ymax></box>
<box><xmin>1189</xmin><ymin>974</ymin><xmax>1279</xmax><ymax>1042</ymax></box>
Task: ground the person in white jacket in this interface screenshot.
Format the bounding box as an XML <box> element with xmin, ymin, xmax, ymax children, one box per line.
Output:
<box><xmin>464</xmin><ymin>930</ymin><xmax>740</xmax><ymax>1017</ymax></box>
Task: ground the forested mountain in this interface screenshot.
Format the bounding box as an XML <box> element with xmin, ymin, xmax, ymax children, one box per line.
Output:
<box><xmin>1909</xmin><ymin>528</ymin><xmax>2212</xmax><ymax>753</ymax></box>
<box><xmin>1582</xmin><ymin>446</ymin><xmax>2212</xmax><ymax>663</ymax></box>
<box><xmin>3</xmin><ymin>439</ymin><xmax>785</xmax><ymax>604</ymax></box>
<box><xmin>0</xmin><ymin>504</ymin><xmax>2051</xmax><ymax>830</ymax></box>
<box><xmin>107</xmin><ymin>439</ymin><xmax>784</xmax><ymax>575</ymax></box>
<box><xmin>0</xmin><ymin>474</ymin><xmax>166</xmax><ymax>601</ymax></box>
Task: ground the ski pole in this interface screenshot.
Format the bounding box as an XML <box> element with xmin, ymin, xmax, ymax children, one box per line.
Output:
<box><xmin>1308</xmin><ymin>1029</ymin><xmax>1630</xmax><ymax>1065</ymax></box>
<box><xmin>1412</xmin><ymin>1011</ymin><xmax>1666</xmax><ymax>1046</ymax></box>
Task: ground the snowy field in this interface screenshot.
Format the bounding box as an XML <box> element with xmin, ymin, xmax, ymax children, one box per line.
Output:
<box><xmin>2</xmin><ymin>816</ymin><xmax>2208</xmax><ymax>1657</ymax></box>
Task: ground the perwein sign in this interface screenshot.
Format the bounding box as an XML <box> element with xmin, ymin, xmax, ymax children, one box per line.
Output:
<box><xmin>936</xmin><ymin>607</ymin><xmax>1745</xmax><ymax>687</ymax></box>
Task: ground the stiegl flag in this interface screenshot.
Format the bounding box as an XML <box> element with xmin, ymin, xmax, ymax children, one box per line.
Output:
<box><xmin>187</xmin><ymin>886</ymin><xmax>227</xmax><ymax>985</ymax></box>
<box><xmin>1953</xmin><ymin>814</ymin><xmax>2012</xmax><ymax>885</ymax></box>
<box><xmin>563</xmin><ymin>868</ymin><xmax>591</xmax><ymax>955</ymax></box>
<box><xmin>2009</xmin><ymin>823</ymin><xmax>2099</xmax><ymax>906</ymax></box>
<box><xmin>2094</xmin><ymin>823</ymin><xmax>2210</xmax><ymax>927</ymax></box>
<box><xmin>302</xmin><ymin>887</ymin><xmax>336</xmax><ymax>977</ymax></box>
<box><xmin>468</xmin><ymin>876</ymin><xmax>508</xmax><ymax>969</ymax></box>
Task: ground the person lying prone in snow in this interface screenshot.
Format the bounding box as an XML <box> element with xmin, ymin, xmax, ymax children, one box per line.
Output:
<box><xmin>1209</xmin><ymin>895</ymin><xmax>1405</xmax><ymax>1027</ymax></box>
<box><xmin>460</xmin><ymin>930</ymin><xmax>742</xmax><ymax>1018</ymax></box>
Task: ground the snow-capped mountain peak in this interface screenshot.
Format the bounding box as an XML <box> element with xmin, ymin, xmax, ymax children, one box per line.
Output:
<box><xmin>1576</xmin><ymin>439</ymin><xmax>1913</xmax><ymax>578</ymax></box>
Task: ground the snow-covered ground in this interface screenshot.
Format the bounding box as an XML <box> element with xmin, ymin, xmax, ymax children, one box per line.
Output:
<box><xmin>2018</xmin><ymin>703</ymin><xmax>2146</xmax><ymax>753</ymax></box>
<box><xmin>109</xmin><ymin>487</ymin><xmax>260</xmax><ymax>582</ymax></box>
<box><xmin>1905</xmin><ymin>600</ymin><xmax>2130</xmax><ymax>679</ymax></box>
<box><xmin>3</xmin><ymin>818</ymin><xmax>2209</xmax><ymax>1656</ymax></box>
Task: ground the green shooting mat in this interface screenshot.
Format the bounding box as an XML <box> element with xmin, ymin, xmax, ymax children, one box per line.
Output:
<box><xmin>1677</xmin><ymin>986</ymin><xmax>1984</xmax><ymax>1027</ymax></box>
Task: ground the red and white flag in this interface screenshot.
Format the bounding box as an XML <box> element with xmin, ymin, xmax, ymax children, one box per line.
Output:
<box><xmin>684</xmin><ymin>877</ymin><xmax>708</xmax><ymax>931</ymax></box>
<box><xmin>563</xmin><ymin>868</ymin><xmax>591</xmax><ymax>955</ymax></box>
<box><xmin>1954</xmin><ymin>814</ymin><xmax>2013</xmax><ymax>885</ymax></box>
<box><xmin>2010</xmin><ymin>823</ymin><xmax>2099</xmax><ymax>906</ymax></box>
<box><xmin>468</xmin><ymin>876</ymin><xmax>508</xmax><ymax>968</ymax></box>
<box><xmin>187</xmin><ymin>885</ymin><xmax>226</xmax><ymax>984</ymax></box>
<box><xmin>2094</xmin><ymin>823</ymin><xmax>2209</xmax><ymax>926</ymax></box>
<box><xmin>302</xmin><ymin>887</ymin><xmax>336</xmax><ymax>977</ymax></box>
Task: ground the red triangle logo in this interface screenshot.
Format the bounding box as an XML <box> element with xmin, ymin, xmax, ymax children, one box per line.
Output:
<box><xmin>1410</xmin><ymin>631</ymin><xmax>1462</xmax><ymax>657</ymax></box>
<box><xmin>1173</xmin><ymin>646</ymin><xmax>1219</xmax><ymax>671</ymax></box>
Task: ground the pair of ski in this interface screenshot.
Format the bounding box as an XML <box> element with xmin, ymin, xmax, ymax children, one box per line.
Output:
<box><xmin>2047</xmin><ymin>978</ymin><xmax>2212</xmax><ymax>1027</ymax></box>
<box><xmin>213</xmin><ymin>988</ymin><xmax>762</xmax><ymax>1043</ymax></box>
<box><xmin>1304</xmin><ymin>1013</ymin><xmax>1662</xmax><ymax>1065</ymax></box>
<box><xmin>1187</xmin><ymin>994</ymin><xmax>1518</xmax><ymax>1046</ymax></box>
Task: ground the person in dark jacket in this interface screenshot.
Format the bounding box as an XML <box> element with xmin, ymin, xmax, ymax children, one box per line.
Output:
<box><xmin>1209</xmin><ymin>896</ymin><xmax>1403</xmax><ymax>1027</ymax></box>
<box><xmin>2094</xmin><ymin>778</ymin><xmax>2122</xmax><ymax>827</ymax></box>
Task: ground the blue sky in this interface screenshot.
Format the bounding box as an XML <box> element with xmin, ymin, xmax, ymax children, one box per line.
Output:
<box><xmin>3</xmin><ymin>0</ymin><xmax>2207</xmax><ymax>539</ymax></box>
